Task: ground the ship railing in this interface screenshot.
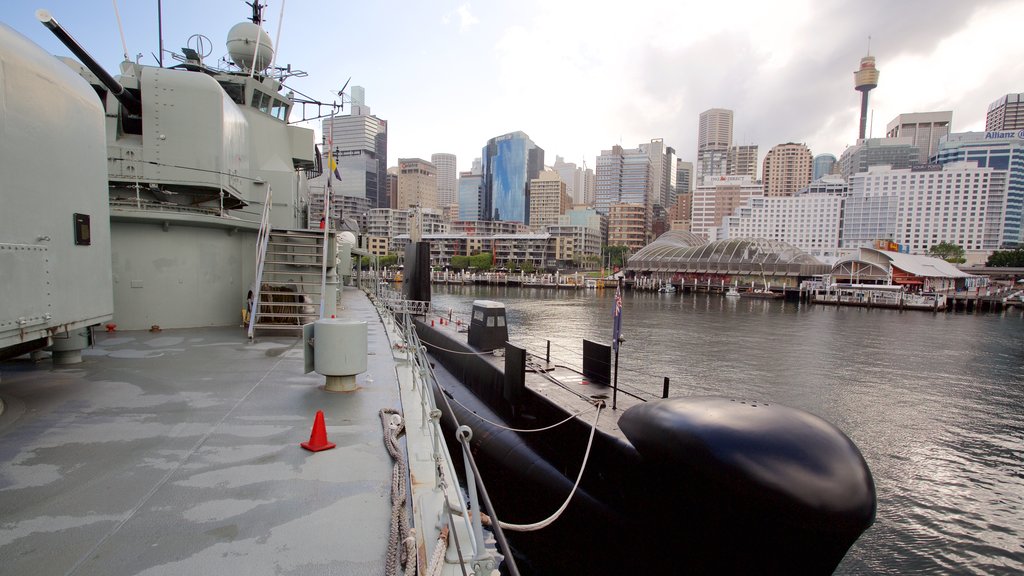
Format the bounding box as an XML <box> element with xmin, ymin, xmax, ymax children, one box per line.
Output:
<box><xmin>247</xmin><ymin>185</ymin><xmax>274</xmax><ymax>341</ymax></box>
<box><xmin>385</xmin><ymin>306</ymin><xmax>511</xmax><ymax>575</ymax></box>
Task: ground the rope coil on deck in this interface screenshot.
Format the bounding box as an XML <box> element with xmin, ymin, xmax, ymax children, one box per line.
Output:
<box><xmin>380</xmin><ymin>408</ymin><xmax>416</xmax><ymax>576</ymax></box>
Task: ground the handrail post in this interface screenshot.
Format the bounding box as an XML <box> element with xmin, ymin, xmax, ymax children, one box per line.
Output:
<box><xmin>662</xmin><ymin>376</ymin><xmax>670</xmax><ymax>399</ymax></box>
<box><xmin>457</xmin><ymin>426</ymin><xmax>488</xmax><ymax>562</ymax></box>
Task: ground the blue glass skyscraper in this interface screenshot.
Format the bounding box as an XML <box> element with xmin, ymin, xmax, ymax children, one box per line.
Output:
<box><xmin>481</xmin><ymin>131</ymin><xmax>544</xmax><ymax>223</ymax></box>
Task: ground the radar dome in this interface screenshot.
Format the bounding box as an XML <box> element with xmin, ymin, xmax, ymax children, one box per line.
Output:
<box><xmin>226</xmin><ymin>22</ymin><xmax>273</xmax><ymax>72</ymax></box>
<box><xmin>339</xmin><ymin>231</ymin><xmax>357</xmax><ymax>246</ymax></box>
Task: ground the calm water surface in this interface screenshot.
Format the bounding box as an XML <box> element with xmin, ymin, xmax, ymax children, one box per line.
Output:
<box><xmin>430</xmin><ymin>284</ymin><xmax>1024</xmax><ymax>575</ymax></box>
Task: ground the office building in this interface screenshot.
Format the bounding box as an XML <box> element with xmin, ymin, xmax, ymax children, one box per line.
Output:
<box><xmin>986</xmin><ymin>93</ymin><xmax>1024</xmax><ymax>131</ymax></box>
<box><xmin>762</xmin><ymin>143</ymin><xmax>813</xmax><ymax>196</ymax></box>
<box><xmin>457</xmin><ymin>171</ymin><xmax>483</xmax><ymax>221</ymax></box>
<box><xmin>885</xmin><ymin>111</ymin><xmax>952</xmax><ymax>161</ymax></box>
<box><xmin>481</xmin><ymin>131</ymin><xmax>544</xmax><ymax>223</ymax></box>
<box><xmin>431</xmin><ymin>153</ymin><xmax>458</xmax><ymax>207</ymax></box>
<box><xmin>838</xmin><ymin>137</ymin><xmax>921</xmax><ymax>180</ymax></box>
<box><xmin>691</xmin><ymin>176</ymin><xmax>763</xmax><ymax>240</ymax></box>
<box><xmin>697</xmin><ymin>108</ymin><xmax>733</xmax><ymax>181</ymax></box>
<box><xmin>675</xmin><ymin>160</ymin><xmax>693</xmax><ymax>195</ymax></box>
<box><xmin>813</xmin><ymin>154</ymin><xmax>837</xmax><ymax>181</ymax></box>
<box><xmin>321</xmin><ymin>87</ymin><xmax>388</xmax><ymax>208</ymax></box>
<box><xmin>396</xmin><ymin>158</ymin><xmax>438</xmax><ymax>210</ymax></box>
<box><xmin>528</xmin><ymin>170</ymin><xmax>572</xmax><ymax>232</ymax></box>
<box><xmin>607</xmin><ymin>203</ymin><xmax>649</xmax><ymax>251</ymax></box>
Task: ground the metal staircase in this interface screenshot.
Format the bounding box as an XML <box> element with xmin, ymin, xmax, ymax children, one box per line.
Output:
<box><xmin>249</xmin><ymin>228</ymin><xmax>333</xmax><ymax>335</ymax></box>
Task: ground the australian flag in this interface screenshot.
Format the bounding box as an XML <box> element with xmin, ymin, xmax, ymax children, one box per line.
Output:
<box><xmin>612</xmin><ymin>281</ymin><xmax>622</xmax><ymax>352</ymax></box>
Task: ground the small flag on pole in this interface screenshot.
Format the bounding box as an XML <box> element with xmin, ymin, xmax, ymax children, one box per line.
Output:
<box><xmin>612</xmin><ymin>281</ymin><xmax>622</xmax><ymax>352</ymax></box>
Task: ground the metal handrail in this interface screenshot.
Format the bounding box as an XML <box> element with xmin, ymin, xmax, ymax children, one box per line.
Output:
<box><xmin>247</xmin><ymin>186</ymin><xmax>273</xmax><ymax>341</ymax></box>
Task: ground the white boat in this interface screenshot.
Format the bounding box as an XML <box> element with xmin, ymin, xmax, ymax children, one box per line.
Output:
<box><xmin>725</xmin><ymin>287</ymin><xmax>741</xmax><ymax>297</ymax></box>
<box><xmin>658</xmin><ymin>283</ymin><xmax>677</xmax><ymax>293</ymax></box>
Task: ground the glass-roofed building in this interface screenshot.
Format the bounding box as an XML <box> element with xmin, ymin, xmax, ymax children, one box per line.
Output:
<box><xmin>627</xmin><ymin>233</ymin><xmax>830</xmax><ymax>288</ymax></box>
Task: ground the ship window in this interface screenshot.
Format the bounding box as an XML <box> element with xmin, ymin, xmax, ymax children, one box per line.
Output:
<box><xmin>487</xmin><ymin>316</ymin><xmax>496</xmax><ymax>327</ymax></box>
<box><xmin>496</xmin><ymin>316</ymin><xmax>506</xmax><ymax>327</ymax></box>
<box><xmin>271</xmin><ymin>99</ymin><xmax>288</xmax><ymax>120</ymax></box>
<box><xmin>221</xmin><ymin>83</ymin><xmax>245</xmax><ymax>105</ymax></box>
<box><xmin>251</xmin><ymin>90</ymin><xmax>271</xmax><ymax>113</ymax></box>
<box><xmin>473</xmin><ymin>310</ymin><xmax>484</xmax><ymax>322</ymax></box>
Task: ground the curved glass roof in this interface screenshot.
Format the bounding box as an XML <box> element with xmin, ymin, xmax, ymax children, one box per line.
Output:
<box><xmin>629</xmin><ymin>236</ymin><xmax>821</xmax><ymax>268</ymax></box>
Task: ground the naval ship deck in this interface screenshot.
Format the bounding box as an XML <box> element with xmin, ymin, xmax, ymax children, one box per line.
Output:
<box><xmin>0</xmin><ymin>288</ymin><xmax>418</xmax><ymax>575</ymax></box>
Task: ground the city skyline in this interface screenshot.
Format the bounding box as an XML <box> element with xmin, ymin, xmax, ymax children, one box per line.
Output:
<box><xmin>8</xmin><ymin>0</ymin><xmax>1023</xmax><ymax>176</ymax></box>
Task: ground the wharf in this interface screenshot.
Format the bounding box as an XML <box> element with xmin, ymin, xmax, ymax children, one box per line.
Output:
<box><xmin>0</xmin><ymin>288</ymin><xmax>414</xmax><ymax>575</ymax></box>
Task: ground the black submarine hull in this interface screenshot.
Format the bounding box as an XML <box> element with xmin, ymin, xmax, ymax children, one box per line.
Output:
<box><xmin>415</xmin><ymin>317</ymin><xmax>876</xmax><ymax>575</ymax></box>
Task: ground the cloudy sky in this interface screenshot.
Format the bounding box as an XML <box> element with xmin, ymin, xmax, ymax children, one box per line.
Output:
<box><xmin>8</xmin><ymin>0</ymin><xmax>1024</xmax><ymax>174</ymax></box>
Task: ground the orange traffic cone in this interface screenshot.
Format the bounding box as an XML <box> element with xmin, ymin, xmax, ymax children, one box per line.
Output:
<box><xmin>301</xmin><ymin>410</ymin><xmax>336</xmax><ymax>452</ymax></box>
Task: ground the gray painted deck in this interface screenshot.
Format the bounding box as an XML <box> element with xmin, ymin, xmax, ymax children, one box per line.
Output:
<box><xmin>0</xmin><ymin>288</ymin><xmax>403</xmax><ymax>575</ymax></box>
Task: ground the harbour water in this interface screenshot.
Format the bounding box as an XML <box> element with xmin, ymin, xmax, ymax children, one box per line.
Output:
<box><xmin>429</xmin><ymin>284</ymin><xmax>1024</xmax><ymax>575</ymax></box>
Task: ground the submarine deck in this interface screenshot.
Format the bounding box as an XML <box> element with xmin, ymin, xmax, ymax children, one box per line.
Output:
<box><xmin>424</xmin><ymin>315</ymin><xmax>647</xmax><ymax>441</ymax></box>
<box><xmin>0</xmin><ymin>288</ymin><xmax>453</xmax><ymax>575</ymax></box>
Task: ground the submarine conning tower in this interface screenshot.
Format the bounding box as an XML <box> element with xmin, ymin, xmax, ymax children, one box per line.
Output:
<box><xmin>467</xmin><ymin>301</ymin><xmax>508</xmax><ymax>352</ymax></box>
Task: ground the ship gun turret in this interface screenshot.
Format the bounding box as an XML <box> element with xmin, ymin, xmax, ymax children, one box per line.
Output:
<box><xmin>36</xmin><ymin>10</ymin><xmax>141</xmax><ymax>117</ymax></box>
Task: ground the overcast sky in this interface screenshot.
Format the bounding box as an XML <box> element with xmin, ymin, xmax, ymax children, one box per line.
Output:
<box><xmin>8</xmin><ymin>0</ymin><xmax>1024</xmax><ymax>174</ymax></box>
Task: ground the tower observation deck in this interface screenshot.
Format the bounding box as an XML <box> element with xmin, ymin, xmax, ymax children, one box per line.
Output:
<box><xmin>854</xmin><ymin>55</ymin><xmax>880</xmax><ymax>140</ymax></box>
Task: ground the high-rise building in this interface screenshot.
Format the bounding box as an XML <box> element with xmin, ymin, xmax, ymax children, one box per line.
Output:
<box><xmin>838</xmin><ymin>137</ymin><xmax>921</xmax><ymax>180</ymax></box>
<box><xmin>431</xmin><ymin>153</ymin><xmax>457</xmax><ymax>207</ymax></box>
<box><xmin>854</xmin><ymin>55</ymin><xmax>880</xmax><ymax>141</ymax></box>
<box><xmin>727</xmin><ymin>145</ymin><xmax>759</xmax><ymax>179</ymax></box>
<box><xmin>596</xmin><ymin>145</ymin><xmax>655</xmax><ymax>245</ymax></box>
<box><xmin>481</xmin><ymin>131</ymin><xmax>544</xmax><ymax>223</ymax></box>
<box><xmin>812</xmin><ymin>154</ymin><xmax>837</xmax><ymax>181</ymax></box>
<box><xmin>396</xmin><ymin>158</ymin><xmax>437</xmax><ymax>210</ymax></box>
<box><xmin>842</xmin><ymin>163</ymin><xmax>1004</xmax><ymax>253</ymax></box>
<box><xmin>639</xmin><ymin>139</ymin><xmax>677</xmax><ymax>209</ymax></box>
<box><xmin>885</xmin><ymin>112</ymin><xmax>952</xmax><ymax>161</ymax></box>
<box><xmin>675</xmin><ymin>160</ymin><xmax>693</xmax><ymax>195</ymax></box>
<box><xmin>385</xmin><ymin>167</ymin><xmax>398</xmax><ymax>209</ymax></box>
<box><xmin>321</xmin><ymin>87</ymin><xmax>388</xmax><ymax>208</ymax></box>
<box><xmin>697</xmin><ymin>108</ymin><xmax>733</xmax><ymax>181</ymax></box>
<box><xmin>457</xmin><ymin>171</ymin><xmax>483</xmax><ymax>221</ymax></box>
<box><xmin>762</xmin><ymin>143</ymin><xmax>813</xmax><ymax>196</ymax></box>
<box><xmin>691</xmin><ymin>176</ymin><xmax>763</xmax><ymax>240</ymax></box>
<box><xmin>528</xmin><ymin>170</ymin><xmax>572</xmax><ymax>232</ymax></box>
<box><xmin>553</xmin><ymin>156</ymin><xmax>586</xmax><ymax>205</ymax></box>
<box><xmin>986</xmin><ymin>93</ymin><xmax>1024</xmax><ymax>131</ymax></box>
<box><xmin>936</xmin><ymin>131</ymin><xmax>1024</xmax><ymax>247</ymax></box>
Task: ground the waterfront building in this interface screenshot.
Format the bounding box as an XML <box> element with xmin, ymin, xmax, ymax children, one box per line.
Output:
<box><xmin>321</xmin><ymin>87</ymin><xmax>388</xmax><ymax>208</ymax></box>
<box><xmin>935</xmin><ymin>131</ymin><xmax>1024</xmax><ymax>247</ymax></box>
<box><xmin>719</xmin><ymin>193</ymin><xmax>844</xmax><ymax>259</ymax></box>
<box><xmin>364</xmin><ymin>207</ymin><xmax>446</xmax><ymax>255</ymax></box>
<box><xmin>985</xmin><ymin>93</ymin><xmax>1024</xmax><ymax>131</ymax></box>
<box><xmin>450</xmin><ymin>220</ymin><xmax>531</xmax><ymax>236</ymax></box>
<box><xmin>885</xmin><ymin>111</ymin><xmax>952</xmax><ymax>161</ymax></box>
<box><xmin>545</xmin><ymin>224</ymin><xmax>603</xmax><ymax>266</ymax></box>
<box><xmin>669</xmin><ymin>194</ymin><xmax>692</xmax><ymax>232</ymax></box>
<box><xmin>727</xmin><ymin>145</ymin><xmax>759</xmax><ymax>179</ymax></box>
<box><xmin>607</xmin><ymin>203</ymin><xmax>649</xmax><ymax>251</ymax></box>
<box><xmin>691</xmin><ymin>176</ymin><xmax>763</xmax><ymax>240</ymax></box>
<box><xmin>481</xmin><ymin>131</ymin><xmax>544</xmax><ymax>224</ymax></box>
<box><xmin>676</xmin><ymin>160</ymin><xmax>694</xmax><ymax>195</ymax></box>
<box><xmin>813</xmin><ymin>153</ymin><xmax>837</xmax><ymax>181</ymax></box>
<box><xmin>838</xmin><ymin>137</ymin><xmax>921</xmax><ymax>181</ymax></box>
<box><xmin>841</xmin><ymin>162</ymin><xmax>1003</xmax><ymax>254</ymax></box>
<box><xmin>396</xmin><ymin>158</ymin><xmax>438</xmax><ymax>210</ymax></box>
<box><xmin>457</xmin><ymin>171</ymin><xmax>483</xmax><ymax>220</ymax></box>
<box><xmin>627</xmin><ymin>235</ymin><xmax>828</xmax><ymax>288</ymax></box>
<box><xmin>431</xmin><ymin>153</ymin><xmax>457</xmax><ymax>207</ymax></box>
<box><xmin>559</xmin><ymin>208</ymin><xmax>607</xmax><ymax>244</ymax></box>
<box><xmin>697</xmin><ymin>108</ymin><xmax>733</xmax><ymax>181</ymax></box>
<box><xmin>762</xmin><ymin>143</ymin><xmax>813</xmax><ymax>196</ymax></box>
<box><xmin>827</xmin><ymin>247</ymin><xmax>984</xmax><ymax>293</ymax></box>
<box><xmin>528</xmin><ymin>170</ymin><xmax>572</xmax><ymax>232</ymax></box>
